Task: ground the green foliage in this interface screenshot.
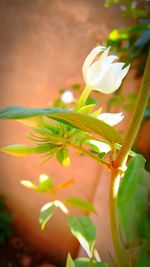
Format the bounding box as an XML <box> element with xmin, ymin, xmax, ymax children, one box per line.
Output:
<box><xmin>0</xmin><ymin>106</ymin><xmax>65</xmax><ymax>119</ymax></box>
<box><xmin>74</xmin><ymin>258</ymin><xmax>109</xmax><ymax>267</ymax></box>
<box><xmin>50</xmin><ymin>111</ymin><xmax>122</xmax><ymax>144</ymax></box>
<box><xmin>66</xmin><ymin>254</ymin><xmax>109</xmax><ymax>267</ymax></box>
<box><xmin>56</xmin><ymin>147</ymin><xmax>70</xmax><ymax>166</ymax></box>
<box><xmin>21</xmin><ymin>174</ymin><xmax>54</xmax><ymax>193</ymax></box>
<box><xmin>108</xmin><ymin>92</ymin><xmax>137</xmax><ymax>112</ymax></box>
<box><xmin>107</xmin><ymin>22</ymin><xmax>150</xmax><ymax>69</ymax></box>
<box><xmin>0</xmin><ymin>106</ymin><xmax>122</xmax><ymax>144</ymax></box>
<box><xmin>117</xmin><ymin>155</ymin><xmax>150</xmax><ymax>264</ymax></box>
<box><xmin>0</xmin><ymin>143</ymin><xmax>57</xmax><ymax>157</ymax></box>
<box><xmin>39</xmin><ymin>202</ymin><xmax>56</xmax><ymax>230</ymax></box>
<box><xmin>136</xmin><ymin>247</ymin><xmax>150</xmax><ymax>267</ymax></box>
<box><xmin>65</xmin><ymin>197</ymin><xmax>96</xmax><ymax>214</ymax></box>
<box><xmin>106</xmin><ymin>2</ymin><xmax>150</xmax><ymax>77</ymax></box>
<box><xmin>104</xmin><ymin>0</ymin><xmax>149</xmax><ymax>19</ymax></box>
<box><xmin>144</xmin><ymin>106</ymin><xmax>150</xmax><ymax>120</ymax></box>
<box><xmin>78</xmin><ymin>104</ymin><xmax>96</xmax><ymax>115</ymax></box>
<box><xmin>66</xmin><ymin>254</ymin><xmax>75</xmax><ymax>267</ymax></box>
<box><xmin>67</xmin><ymin>215</ymin><xmax>96</xmax><ymax>257</ymax></box>
<box><xmin>39</xmin><ymin>200</ymin><xmax>68</xmax><ymax>230</ymax></box>
<box><xmin>0</xmin><ymin>196</ymin><xmax>13</xmax><ymax>242</ymax></box>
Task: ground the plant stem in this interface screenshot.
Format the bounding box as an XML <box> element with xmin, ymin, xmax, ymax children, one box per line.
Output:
<box><xmin>110</xmin><ymin>50</ymin><xmax>150</xmax><ymax>267</ymax></box>
<box><xmin>110</xmin><ymin>169</ymin><xmax>128</xmax><ymax>267</ymax></box>
<box><xmin>74</xmin><ymin>85</ymin><xmax>92</xmax><ymax>111</ymax></box>
<box><xmin>116</xmin><ymin>50</ymin><xmax>150</xmax><ymax>168</ymax></box>
<box><xmin>69</xmin><ymin>142</ymin><xmax>110</xmax><ymax>169</ymax></box>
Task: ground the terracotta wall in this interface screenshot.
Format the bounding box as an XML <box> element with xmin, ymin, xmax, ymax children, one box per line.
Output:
<box><xmin>0</xmin><ymin>0</ymin><xmax>133</xmax><ymax>265</ymax></box>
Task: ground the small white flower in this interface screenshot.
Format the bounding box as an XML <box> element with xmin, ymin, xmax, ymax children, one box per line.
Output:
<box><xmin>61</xmin><ymin>90</ymin><xmax>74</xmax><ymax>104</ymax></box>
<box><xmin>82</xmin><ymin>46</ymin><xmax>130</xmax><ymax>94</ymax></box>
<box><xmin>88</xmin><ymin>140</ymin><xmax>111</xmax><ymax>153</ymax></box>
<box><xmin>98</xmin><ymin>112</ymin><xmax>124</xmax><ymax>126</ymax></box>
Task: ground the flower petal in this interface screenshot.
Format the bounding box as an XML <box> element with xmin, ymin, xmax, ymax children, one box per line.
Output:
<box><xmin>87</xmin><ymin>54</ymin><xmax>118</xmax><ymax>86</ymax></box>
<box><xmin>93</xmin><ymin>63</ymin><xmax>125</xmax><ymax>93</ymax></box>
<box><xmin>82</xmin><ymin>46</ymin><xmax>105</xmax><ymax>82</ymax></box>
<box><xmin>98</xmin><ymin>112</ymin><xmax>124</xmax><ymax>126</ymax></box>
<box><xmin>120</xmin><ymin>64</ymin><xmax>130</xmax><ymax>79</ymax></box>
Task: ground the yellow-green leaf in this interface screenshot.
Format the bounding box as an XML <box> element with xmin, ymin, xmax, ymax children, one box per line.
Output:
<box><xmin>65</xmin><ymin>197</ymin><xmax>96</xmax><ymax>214</ymax></box>
<box><xmin>0</xmin><ymin>144</ymin><xmax>36</xmax><ymax>156</ymax></box>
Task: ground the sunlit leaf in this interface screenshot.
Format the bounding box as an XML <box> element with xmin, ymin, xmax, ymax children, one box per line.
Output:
<box><xmin>39</xmin><ymin>202</ymin><xmax>55</xmax><ymax>230</ymax></box>
<box><xmin>65</xmin><ymin>197</ymin><xmax>96</xmax><ymax>214</ymax></box>
<box><xmin>16</xmin><ymin>115</ymin><xmax>43</xmax><ymax>127</ymax></box>
<box><xmin>109</xmin><ymin>29</ymin><xmax>120</xmax><ymax>41</ymax></box>
<box><xmin>0</xmin><ymin>143</ymin><xmax>56</xmax><ymax>157</ymax></box>
<box><xmin>78</xmin><ymin>104</ymin><xmax>95</xmax><ymax>115</ymax></box>
<box><xmin>38</xmin><ymin>174</ymin><xmax>54</xmax><ymax>192</ymax></box>
<box><xmin>0</xmin><ymin>144</ymin><xmax>37</xmax><ymax>156</ymax></box>
<box><xmin>0</xmin><ymin>106</ymin><xmax>122</xmax><ymax>143</ymax></box>
<box><xmin>53</xmin><ymin>200</ymin><xmax>68</xmax><ymax>214</ymax></box>
<box><xmin>56</xmin><ymin>147</ymin><xmax>70</xmax><ymax>166</ymax></box>
<box><xmin>50</xmin><ymin>112</ymin><xmax>122</xmax><ymax>143</ymax></box>
<box><xmin>68</xmin><ymin>215</ymin><xmax>96</xmax><ymax>257</ymax></box>
<box><xmin>21</xmin><ymin>180</ymin><xmax>37</xmax><ymax>190</ymax></box>
<box><xmin>66</xmin><ymin>253</ymin><xmax>75</xmax><ymax>267</ymax></box>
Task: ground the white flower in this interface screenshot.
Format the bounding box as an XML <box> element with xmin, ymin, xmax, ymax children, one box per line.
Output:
<box><xmin>88</xmin><ymin>140</ymin><xmax>111</xmax><ymax>153</ymax></box>
<box><xmin>82</xmin><ymin>46</ymin><xmax>130</xmax><ymax>94</ymax></box>
<box><xmin>61</xmin><ymin>90</ymin><xmax>74</xmax><ymax>104</ymax></box>
<box><xmin>98</xmin><ymin>112</ymin><xmax>124</xmax><ymax>126</ymax></box>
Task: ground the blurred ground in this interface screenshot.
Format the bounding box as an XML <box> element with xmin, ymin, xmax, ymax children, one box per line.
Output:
<box><xmin>0</xmin><ymin>0</ymin><xmax>132</xmax><ymax>266</ymax></box>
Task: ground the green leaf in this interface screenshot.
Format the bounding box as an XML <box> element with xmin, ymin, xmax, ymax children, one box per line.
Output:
<box><xmin>16</xmin><ymin>115</ymin><xmax>43</xmax><ymax>127</ymax></box>
<box><xmin>144</xmin><ymin>106</ymin><xmax>150</xmax><ymax>120</ymax></box>
<box><xmin>0</xmin><ymin>144</ymin><xmax>37</xmax><ymax>156</ymax></box>
<box><xmin>50</xmin><ymin>112</ymin><xmax>122</xmax><ymax>144</ymax></box>
<box><xmin>67</xmin><ymin>215</ymin><xmax>96</xmax><ymax>257</ymax></box>
<box><xmin>21</xmin><ymin>180</ymin><xmax>37</xmax><ymax>190</ymax></box>
<box><xmin>75</xmin><ymin>258</ymin><xmax>109</xmax><ymax>267</ymax></box>
<box><xmin>0</xmin><ymin>106</ymin><xmax>65</xmax><ymax>120</ymax></box>
<box><xmin>21</xmin><ymin>175</ymin><xmax>54</xmax><ymax>193</ymax></box>
<box><xmin>0</xmin><ymin>143</ymin><xmax>56</xmax><ymax>157</ymax></box>
<box><xmin>117</xmin><ymin>155</ymin><xmax>150</xmax><ymax>245</ymax></box>
<box><xmin>78</xmin><ymin>104</ymin><xmax>95</xmax><ymax>115</ymax></box>
<box><xmin>85</xmin><ymin>140</ymin><xmax>111</xmax><ymax>154</ymax></box>
<box><xmin>56</xmin><ymin>147</ymin><xmax>70</xmax><ymax>166</ymax></box>
<box><xmin>0</xmin><ymin>106</ymin><xmax>122</xmax><ymax>143</ymax></box>
<box><xmin>65</xmin><ymin>197</ymin><xmax>96</xmax><ymax>214</ymax></box>
<box><xmin>38</xmin><ymin>174</ymin><xmax>54</xmax><ymax>192</ymax></box>
<box><xmin>136</xmin><ymin>246</ymin><xmax>150</xmax><ymax>267</ymax></box>
<box><xmin>39</xmin><ymin>202</ymin><xmax>55</xmax><ymax>230</ymax></box>
<box><xmin>108</xmin><ymin>95</ymin><xmax>125</xmax><ymax>109</ymax></box>
<box><xmin>72</xmin><ymin>83</ymin><xmax>81</xmax><ymax>90</ymax></box>
<box><xmin>66</xmin><ymin>254</ymin><xmax>75</xmax><ymax>267</ymax></box>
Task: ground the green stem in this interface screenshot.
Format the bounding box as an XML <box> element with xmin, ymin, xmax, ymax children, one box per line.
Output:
<box><xmin>74</xmin><ymin>85</ymin><xmax>92</xmax><ymax>111</ymax></box>
<box><xmin>110</xmin><ymin>50</ymin><xmax>150</xmax><ymax>267</ymax></box>
<box><xmin>69</xmin><ymin>142</ymin><xmax>110</xmax><ymax>169</ymax></box>
<box><xmin>116</xmin><ymin>50</ymin><xmax>150</xmax><ymax>168</ymax></box>
<box><xmin>110</xmin><ymin>169</ymin><xmax>128</xmax><ymax>267</ymax></box>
